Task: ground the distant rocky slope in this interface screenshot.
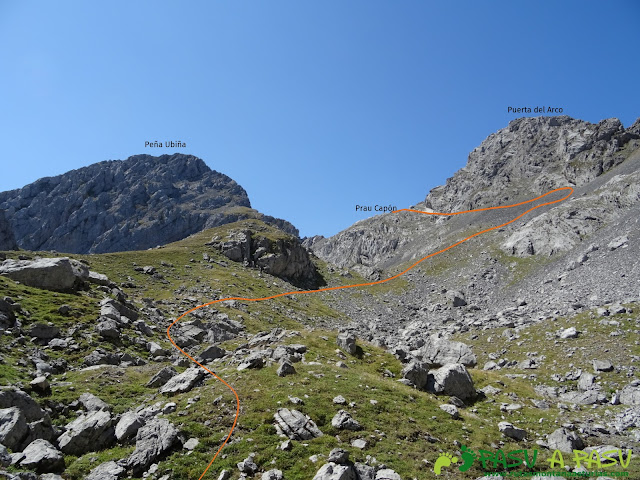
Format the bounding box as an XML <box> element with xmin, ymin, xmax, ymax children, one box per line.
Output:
<box><xmin>306</xmin><ymin>115</ymin><xmax>640</xmax><ymax>331</ymax></box>
<box><xmin>308</xmin><ymin>115</ymin><xmax>640</xmax><ymax>268</ymax></box>
<box><xmin>0</xmin><ymin>154</ymin><xmax>297</xmax><ymax>254</ymax></box>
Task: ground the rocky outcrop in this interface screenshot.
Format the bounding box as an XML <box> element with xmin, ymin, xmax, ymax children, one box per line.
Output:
<box><xmin>0</xmin><ymin>154</ymin><xmax>297</xmax><ymax>253</ymax></box>
<box><xmin>208</xmin><ymin>224</ymin><xmax>320</xmax><ymax>287</ymax></box>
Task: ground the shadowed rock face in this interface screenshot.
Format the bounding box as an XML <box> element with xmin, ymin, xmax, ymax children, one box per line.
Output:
<box><xmin>0</xmin><ymin>209</ymin><xmax>17</xmax><ymax>251</ymax></box>
<box><xmin>0</xmin><ymin>154</ymin><xmax>296</xmax><ymax>254</ymax></box>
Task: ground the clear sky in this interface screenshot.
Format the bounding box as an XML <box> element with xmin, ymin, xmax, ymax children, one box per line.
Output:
<box><xmin>1</xmin><ymin>1</ymin><xmax>638</xmax><ymax>238</ymax></box>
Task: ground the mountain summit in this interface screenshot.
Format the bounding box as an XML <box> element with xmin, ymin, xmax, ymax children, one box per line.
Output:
<box><xmin>0</xmin><ymin>154</ymin><xmax>297</xmax><ymax>254</ymax></box>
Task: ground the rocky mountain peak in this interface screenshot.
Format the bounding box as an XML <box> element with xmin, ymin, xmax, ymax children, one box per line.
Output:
<box><xmin>424</xmin><ymin>116</ymin><xmax>640</xmax><ymax>212</ymax></box>
<box><xmin>0</xmin><ymin>153</ymin><xmax>296</xmax><ymax>254</ymax></box>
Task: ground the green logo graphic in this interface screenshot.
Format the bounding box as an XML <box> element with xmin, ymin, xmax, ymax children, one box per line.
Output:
<box><xmin>433</xmin><ymin>452</ymin><xmax>458</xmax><ymax>475</ymax></box>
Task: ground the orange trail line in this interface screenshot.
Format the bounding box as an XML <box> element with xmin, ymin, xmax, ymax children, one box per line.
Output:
<box><xmin>166</xmin><ymin>186</ymin><xmax>573</xmax><ymax>479</ymax></box>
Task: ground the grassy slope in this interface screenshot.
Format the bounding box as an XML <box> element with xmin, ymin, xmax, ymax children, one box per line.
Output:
<box><xmin>1</xmin><ymin>218</ymin><xmax>638</xmax><ymax>479</ymax></box>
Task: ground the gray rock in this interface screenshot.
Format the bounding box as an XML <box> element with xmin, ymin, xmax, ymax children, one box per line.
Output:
<box><xmin>354</xmin><ymin>463</ymin><xmax>376</xmax><ymax>480</ymax></box>
<box><xmin>217</xmin><ymin>470</ymin><xmax>232</xmax><ymax>480</ymax></box>
<box><xmin>331</xmin><ymin>410</ymin><xmax>362</xmax><ymax>431</ymax></box>
<box><xmin>0</xmin><ymin>444</ymin><xmax>10</xmax><ymax>467</ymax></box>
<box><xmin>498</xmin><ymin>421</ymin><xmax>526</xmax><ymax>441</ymax></box>
<box><xmin>237</xmin><ymin>454</ymin><xmax>259</xmax><ymax>474</ymax></box>
<box><xmin>159</xmin><ymin>367</ymin><xmax>205</xmax><ymax>394</ymax></box>
<box><xmin>351</xmin><ymin>438</ymin><xmax>368</xmax><ymax>449</ymax></box>
<box><xmin>577</xmin><ymin>372</ymin><xmax>596</xmax><ymax>391</ymax></box>
<box><xmin>559</xmin><ymin>390</ymin><xmax>606</xmax><ymax>405</ymax></box>
<box><xmin>28</xmin><ymin>324</ymin><xmax>60</xmax><ymax>341</ymax></box>
<box><xmin>237</xmin><ymin>353</ymin><xmax>265</xmax><ymax>371</ymax></box>
<box><xmin>83</xmin><ymin>349</ymin><xmax>120</xmax><ymax>367</ymax></box>
<box><xmin>447</xmin><ymin>290</ymin><xmax>467</xmax><ymax>307</ymax></box>
<box><xmin>85</xmin><ymin>460</ymin><xmax>126</xmax><ymax>480</ymax></box>
<box><xmin>375</xmin><ymin>469</ymin><xmax>402</xmax><ymax>480</ymax></box>
<box><xmin>88</xmin><ymin>271</ymin><xmax>110</xmax><ymax>286</ymax></box>
<box><xmin>273</xmin><ymin>408</ymin><xmax>323</xmax><ymax>440</ymax></box>
<box><xmin>593</xmin><ymin>359</ymin><xmax>613</xmax><ymax>372</ymax></box>
<box><xmin>147</xmin><ymin>341</ymin><xmax>169</xmax><ymax>357</ymax></box>
<box><xmin>0</xmin><ymin>257</ymin><xmax>88</xmax><ymax>291</ymax></box>
<box><xmin>277</xmin><ymin>360</ymin><xmax>296</xmax><ymax>377</ymax></box>
<box><xmin>183</xmin><ymin>438</ymin><xmax>199</xmax><ymax>450</ymax></box>
<box><xmin>0</xmin><ymin>407</ymin><xmax>28</xmax><ymax>451</ymax></box>
<box><xmin>19</xmin><ymin>439</ymin><xmax>64</xmax><ymax>472</ymax></box>
<box><xmin>262</xmin><ymin>469</ymin><xmax>284</xmax><ymax>480</ymax></box>
<box><xmin>312</xmin><ymin>463</ymin><xmax>357</xmax><ymax>480</ymax></box>
<box><xmin>620</xmin><ymin>385</ymin><xmax>640</xmax><ymax>405</ymax></box>
<box><xmin>115</xmin><ymin>411</ymin><xmax>144</xmax><ymax>442</ymax></box>
<box><xmin>328</xmin><ymin>448</ymin><xmax>350</xmax><ymax>464</ymax></box>
<box><xmin>126</xmin><ymin>418</ymin><xmax>179</xmax><ymax>475</ymax></box>
<box><xmin>333</xmin><ymin>395</ymin><xmax>347</xmax><ymax>405</ymax></box>
<box><xmin>401</xmin><ymin>361</ymin><xmax>429</xmax><ymax>389</ymax></box>
<box><xmin>57</xmin><ymin>410</ymin><xmax>115</xmax><ymax>455</ymax></box>
<box><xmin>199</xmin><ymin>345</ymin><xmax>226</xmax><ymax>361</ymax></box>
<box><xmin>547</xmin><ymin>428</ymin><xmax>584</xmax><ymax>452</ymax></box>
<box><xmin>559</xmin><ymin>327</ymin><xmax>579</xmax><ymax>339</ymax></box>
<box><xmin>0</xmin><ymin>389</ymin><xmax>46</xmax><ymax>422</ymax></box>
<box><xmin>146</xmin><ymin>366</ymin><xmax>177</xmax><ymax>388</ymax></box>
<box><xmin>28</xmin><ymin>376</ymin><xmax>49</xmax><ymax>393</ymax></box>
<box><xmin>96</xmin><ymin>318</ymin><xmax>120</xmax><ymax>339</ymax></box>
<box><xmin>427</xmin><ymin>363</ymin><xmax>475</xmax><ymax>400</ymax></box>
<box><xmin>439</xmin><ymin>404</ymin><xmax>459</xmax><ymax>419</ymax></box>
<box><xmin>79</xmin><ymin>393</ymin><xmax>111</xmax><ymax>412</ymax></box>
<box><xmin>337</xmin><ymin>332</ymin><xmax>356</xmax><ymax>355</ymax></box>
<box><xmin>412</xmin><ymin>335</ymin><xmax>477</xmax><ymax>367</ymax></box>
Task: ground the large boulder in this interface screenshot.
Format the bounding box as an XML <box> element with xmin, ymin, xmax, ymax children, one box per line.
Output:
<box><xmin>427</xmin><ymin>363</ymin><xmax>476</xmax><ymax>400</ymax></box>
<box><xmin>159</xmin><ymin>367</ymin><xmax>205</xmax><ymax>395</ymax></box>
<box><xmin>126</xmin><ymin>418</ymin><xmax>180</xmax><ymax>475</ymax></box>
<box><xmin>57</xmin><ymin>410</ymin><xmax>115</xmax><ymax>455</ymax></box>
<box><xmin>546</xmin><ymin>427</ymin><xmax>584</xmax><ymax>452</ymax></box>
<box><xmin>19</xmin><ymin>439</ymin><xmax>64</xmax><ymax>472</ymax></box>
<box><xmin>0</xmin><ymin>407</ymin><xmax>28</xmax><ymax>451</ymax></box>
<box><xmin>115</xmin><ymin>411</ymin><xmax>144</xmax><ymax>442</ymax></box>
<box><xmin>498</xmin><ymin>421</ymin><xmax>526</xmax><ymax>441</ymax></box>
<box><xmin>0</xmin><ymin>388</ymin><xmax>46</xmax><ymax>422</ymax></box>
<box><xmin>273</xmin><ymin>408</ymin><xmax>323</xmax><ymax>440</ymax></box>
<box><xmin>412</xmin><ymin>335</ymin><xmax>477</xmax><ymax>368</ymax></box>
<box><xmin>337</xmin><ymin>332</ymin><xmax>357</xmax><ymax>355</ymax></box>
<box><xmin>401</xmin><ymin>361</ymin><xmax>429</xmax><ymax>389</ymax></box>
<box><xmin>620</xmin><ymin>385</ymin><xmax>640</xmax><ymax>405</ymax></box>
<box><xmin>0</xmin><ymin>257</ymin><xmax>88</xmax><ymax>291</ymax></box>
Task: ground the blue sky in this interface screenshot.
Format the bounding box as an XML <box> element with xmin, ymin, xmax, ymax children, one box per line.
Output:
<box><xmin>1</xmin><ymin>1</ymin><xmax>638</xmax><ymax>237</ymax></box>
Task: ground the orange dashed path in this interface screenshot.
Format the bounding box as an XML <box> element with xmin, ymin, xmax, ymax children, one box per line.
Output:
<box><xmin>167</xmin><ymin>186</ymin><xmax>574</xmax><ymax>479</ymax></box>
